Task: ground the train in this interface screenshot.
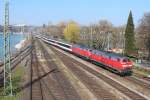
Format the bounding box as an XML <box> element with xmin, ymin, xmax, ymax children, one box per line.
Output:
<box><xmin>72</xmin><ymin>45</ymin><xmax>132</xmax><ymax>75</ymax></box>
<box><xmin>35</xmin><ymin>34</ymin><xmax>133</xmax><ymax>75</ymax></box>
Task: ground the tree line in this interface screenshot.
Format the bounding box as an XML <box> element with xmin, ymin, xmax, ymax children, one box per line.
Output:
<box><xmin>39</xmin><ymin>12</ymin><xmax>150</xmax><ymax>60</ymax></box>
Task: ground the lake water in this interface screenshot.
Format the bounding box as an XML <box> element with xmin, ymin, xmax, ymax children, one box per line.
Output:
<box><xmin>0</xmin><ymin>33</ymin><xmax>25</xmax><ymax>60</ymax></box>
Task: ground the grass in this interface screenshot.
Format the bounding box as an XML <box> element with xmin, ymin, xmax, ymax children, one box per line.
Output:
<box><xmin>128</xmin><ymin>56</ymin><xmax>150</xmax><ymax>77</ymax></box>
<box><xmin>133</xmin><ymin>66</ymin><xmax>150</xmax><ymax>77</ymax></box>
<box><xmin>0</xmin><ymin>65</ymin><xmax>25</xmax><ymax>100</ymax></box>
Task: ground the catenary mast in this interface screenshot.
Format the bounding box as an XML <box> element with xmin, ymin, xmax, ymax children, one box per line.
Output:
<box><xmin>3</xmin><ymin>0</ymin><xmax>13</xmax><ymax>96</ymax></box>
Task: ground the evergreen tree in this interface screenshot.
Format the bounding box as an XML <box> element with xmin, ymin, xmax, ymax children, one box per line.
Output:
<box><xmin>125</xmin><ymin>11</ymin><xmax>136</xmax><ymax>56</ymax></box>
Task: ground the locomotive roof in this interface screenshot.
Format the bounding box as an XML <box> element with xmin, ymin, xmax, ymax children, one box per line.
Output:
<box><xmin>92</xmin><ymin>50</ymin><xmax>126</xmax><ymax>59</ymax></box>
<box><xmin>73</xmin><ymin>44</ymin><xmax>127</xmax><ymax>59</ymax></box>
<box><xmin>107</xmin><ymin>52</ymin><xmax>125</xmax><ymax>58</ymax></box>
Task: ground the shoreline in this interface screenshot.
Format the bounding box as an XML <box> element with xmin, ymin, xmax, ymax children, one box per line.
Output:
<box><xmin>0</xmin><ymin>32</ymin><xmax>25</xmax><ymax>35</ymax></box>
<box><xmin>15</xmin><ymin>39</ymin><xmax>27</xmax><ymax>50</ymax></box>
<box><xmin>0</xmin><ymin>36</ymin><xmax>27</xmax><ymax>62</ymax></box>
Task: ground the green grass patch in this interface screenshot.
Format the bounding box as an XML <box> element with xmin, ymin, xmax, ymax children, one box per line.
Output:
<box><xmin>0</xmin><ymin>95</ymin><xmax>19</xmax><ymax>100</ymax></box>
<box><xmin>0</xmin><ymin>65</ymin><xmax>25</xmax><ymax>100</ymax></box>
<box><xmin>133</xmin><ymin>66</ymin><xmax>150</xmax><ymax>76</ymax></box>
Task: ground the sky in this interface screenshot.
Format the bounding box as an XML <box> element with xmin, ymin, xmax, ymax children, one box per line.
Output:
<box><xmin>0</xmin><ymin>0</ymin><xmax>150</xmax><ymax>26</ymax></box>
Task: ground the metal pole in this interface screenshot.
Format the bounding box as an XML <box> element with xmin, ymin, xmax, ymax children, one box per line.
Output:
<box><xmin>90</xmin><ymin>25</ymin><xmax>93</xmax><ymax>49</ymax></box>
<box><xmin>3</xmin><ymin>0</ymin><xmax>13</xmax><ymax>96</ymax></box>
<box><xmin>123</xmin><ymin>32</ymin><xmax>125</xmax><ymax>55</ymax></box>
<box><xmin>107</xmin><ymin>32</ymin><xmax>110</xmax><ymax>51</ymax></box>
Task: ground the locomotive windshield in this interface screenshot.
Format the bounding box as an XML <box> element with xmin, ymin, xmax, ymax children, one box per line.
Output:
<box><xmin>122</xmin><ymin>58</ymin><xmax>130</xmax><ymax>62</ymax></box>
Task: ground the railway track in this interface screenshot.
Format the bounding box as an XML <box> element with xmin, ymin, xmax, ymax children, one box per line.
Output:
<box><xmin>92</xmin><ymin>65</ymin><xmax>150</xmax><ymax>97</ymax></box>
<box><xmin>0</xmin><ymin>45</ymin><xmax>32</xmax><ymax>74</ymax></box>
<box><xmin>80</xmin><ymin>54</ymin><xmax>150</xmax><ymax>97</ymax></box>
<box><xmin>133</xmin><ymin>73</ymin><xmax>150</xmax><ymax>82</ymax></box>
<box><xmin>0</xmin><ymin>45</ymin><xmax>32</xmax><ymax>67</ymax></box>
<box><xmin>30</xmin><ymin>49</ymin><xmax>44</xmax><ymax>100</ymax></box>
<box><xmin>86</xmin><ymin>63</ymin><xmax>150</xmax><ymax>99</ymax></box>
<box><xmin>30</xmin><ymin>40</ymin><xmax>57</xmax><ymax>100</ymax></box>
<box><xmin>0</xmin><ymin>45</ymin><xmax>32</xmax><ymax>87</ymax></box>
<box><xmin>125</xmin><ymin>76</ymin><xmax>150</xmax><ymax>89</ymax></box>
<box><xmin>143</xmin><ymin>77</ymin><xmax>150</xmax><ymax>81</ymax></box>
<box><xmin>28</xmin><ymin>39</ymin><xmax>81</xmax><ymax>100</ymax></box>
<box><xmin>54</xmin><ymin>54</ymin><xmax>119</xmax><ymax>99</ymax></box>
<box><xmin>47</xmin><ymin>43</ymin><xmax>149</xmax><ymax>100</ymax></box>
<box><xmin>37</xmin><ymin>39</ymin><xmax>81</xmax><ymax>100</ymax></box>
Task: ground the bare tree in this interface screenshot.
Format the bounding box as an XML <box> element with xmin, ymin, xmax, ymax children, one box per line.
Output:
<box><xmin>57</xmin><ymin>21</ymin><xmax>67</xmax><ymax>38</ymax></box>
<box><xmin>79</xmin><ymin>26</ymin><xmax>90</xmax><ymax>46</ymax></box>
<box><xmin>98</xmin><ymin>20</ymin><xmax>113</xmax><ymax>32</ymax></box>
<box><xmin>136</xmin><ymin>12</ymin><xmax>150</xmax><ymax>60</ymax></box>
<box><xmin>111</xmin><ymin>25</ymin><xmax>126</xmax><ymax>49</ymax></box>
<box><xmin>89</xmin><ymin>20</ymin><xmax>113</xmax><ymax>50</ymax></box>
<box><xmin>79</xmin><ymin>20</ymin><xmax>125</xmax><ymax>50</ymax></box>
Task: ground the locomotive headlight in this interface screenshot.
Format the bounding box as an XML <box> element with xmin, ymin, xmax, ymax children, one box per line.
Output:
<box><xmin>122</xmin><ymin>64</ymin><xmax>132</xmax><ymax>68</ymax></box>
<box><xmin>122</xmin><ymin>65</ymin><xmax>127</xmax><ymax>67</ymax></box>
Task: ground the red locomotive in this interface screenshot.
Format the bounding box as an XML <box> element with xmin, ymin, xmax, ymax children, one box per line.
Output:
<box><xmin>72</xmin><ymin>45</ymin><xmax>133</xmax><ymax>75</ymax></box>
<box><xmin>72</xmin><ymin>45</ymin><xmax>92</xmax><ymax>59</ymax></box>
